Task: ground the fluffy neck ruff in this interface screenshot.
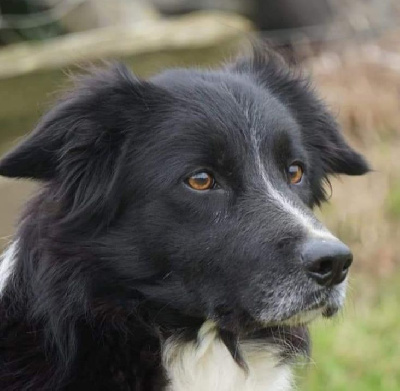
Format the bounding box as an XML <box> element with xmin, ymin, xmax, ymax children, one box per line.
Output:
<box><xmin>162</xmin><ymin>321</ymin><xmax>293</xmax><ymax>391</ymax></box>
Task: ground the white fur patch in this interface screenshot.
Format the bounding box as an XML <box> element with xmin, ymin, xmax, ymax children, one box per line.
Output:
<box><xmin>162</xmin><ymin>321</ymin><xmax>292</xmax><ymax>391</ymax></box>
<box><xmin>263</xmin><ymin>179</ymin><xmax>334</xmax><ymax>240</ymax></box>
<box><xmin>251</xmin><ymin>137</ymin><xmax>334</xmax><ymax>240</ymax></box>
<box><xmin>0</xmin><ymin>242</ymin><xmax>17</xmax><ymax>295</ymax></box>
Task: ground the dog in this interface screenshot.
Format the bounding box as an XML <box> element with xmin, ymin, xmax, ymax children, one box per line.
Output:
<box><xmin>0</xmin><ymin>48</ymin><xmax>369</xmax><ymax>391</ymax></box>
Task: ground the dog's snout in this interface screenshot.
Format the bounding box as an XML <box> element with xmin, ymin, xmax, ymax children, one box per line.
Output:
<box><xmin>301</xmin><ymin>239</ymin><xmax>353</xmax><ymax>287</ymax></box>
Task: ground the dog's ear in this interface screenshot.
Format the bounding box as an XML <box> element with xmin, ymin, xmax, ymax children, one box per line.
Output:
<box><xmin>0</xmin><ymin>112</ymin><xmax>61</xmax><ymax>179</ymax></box>
<box><xmin>0</xmin><ymin>64</ymin><xmax>156</xmax><ymax>180</ymax></box>
<box><xmin>302</xmin><ymin>112</ymin><xmax>370</xmax><ymax>176</ymax></box>
<box><xmin>0</xmin><ymin>64</ymin><xmax>163</xmax><ymax>229</ymax></box>
<box><xmin>230</xmin><ymin>48</ymin><xmax>370</xmax><ymax>176</ymax></box>
<box><xmin>0</xmin><ymin>84</ymin><xmax>68</xmax><ymax>180</ymax></box>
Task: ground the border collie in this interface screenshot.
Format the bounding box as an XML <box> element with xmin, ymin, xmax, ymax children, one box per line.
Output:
<box><xmin>0</xmin><ymin>48</ymin><xmax>369</xmax><ymax>391</ymax></box>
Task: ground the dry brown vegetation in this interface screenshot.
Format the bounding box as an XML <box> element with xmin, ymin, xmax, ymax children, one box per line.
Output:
<box><xmin>299</xmin><ymin>31</ymin><xmax>400</xmax><ymax>391</ymax></box>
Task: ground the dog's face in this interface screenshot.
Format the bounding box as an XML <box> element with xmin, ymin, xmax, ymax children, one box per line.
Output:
<box><xmin>0</xmin><ymin>52</ymin><xmax>368</xmax><ymax>334</ymax></box>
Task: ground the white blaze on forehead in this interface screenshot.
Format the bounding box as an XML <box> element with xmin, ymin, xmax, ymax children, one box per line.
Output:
<box><xmin>0</xmin><ymin>242</ymin><xmax>17</xmax><ymax>295</ymax></box>
<box><xmin>263</xmin><ymin>177</ymin><xmax>334</xmax><ymax>239</ymax></box>
<box><xmin>250</xmin><ymin>132</ymin><xmax>335</xmax><ymax>240</ymax></box>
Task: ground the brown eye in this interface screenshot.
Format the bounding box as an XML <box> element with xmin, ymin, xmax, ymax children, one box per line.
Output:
<box><xmin>288</xmin><ymin>164</ymin><xmax>304</xmax><ymax>184</ymax></box>
<box><xmin>187</xmin><ymin>172</ymin><xmax>215</xmax><ymax>191</ymax></box>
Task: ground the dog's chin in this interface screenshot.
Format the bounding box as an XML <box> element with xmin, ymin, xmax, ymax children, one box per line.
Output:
<box><xmin>246</xmin><ymin>304</ymin><xmax>341</xmax><ymax>357</ymax></box>
<box><xmin>266</xmin><ymin>308</ymin><xmax>325</xmax><ymax>328</ymax></box>
<box><xmin>265</xmin><ymin>303</ymin><xmax>341</xmax><ymax>328</ymax></box>
<box><xmin>211</xmin><ymin>286</ymin><xmax>346</xmax><ymax>338</ymax></box>
<box><xmin>209</xmin><ymin>301</ymin><xmax>342</xmax><ymax>359</ymax></box>
<box><xmin>255</xmin><ymin>284</ymin><xmax>347</xmax><ymax>330</ymax></box>
<box><xmin>214</xmin><ymin>305</ymin><xmax>334</xmax><ymax>338</ymax></box>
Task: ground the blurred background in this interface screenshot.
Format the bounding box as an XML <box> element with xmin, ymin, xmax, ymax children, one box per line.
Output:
<box><xmin>0</xmin><ymin>1</ymin><xmax>399</xmax><ymax>389</ymax></box>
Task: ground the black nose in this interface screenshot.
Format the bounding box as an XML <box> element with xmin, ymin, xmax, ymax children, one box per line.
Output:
<box><xmin>301</xmin><ymin>239</ymin><xmax>353</xmax><ymax>287</ymax></box>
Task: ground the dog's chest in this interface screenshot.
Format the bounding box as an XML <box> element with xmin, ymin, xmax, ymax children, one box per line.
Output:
<box><xmin>162</xmin><ymin>323</ymin><xmax>292</xmax><ymax>391</ymax></box>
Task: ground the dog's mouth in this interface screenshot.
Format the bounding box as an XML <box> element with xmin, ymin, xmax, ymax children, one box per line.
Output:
<box><xmin>254</xmin><ymin>285</ymin><xmax>346</xmax><ymax>330</ymax></box>
<box><xmin>246</xmin><ymin>306</ymin><xmax>337</xmax><ymax>357</ymax></box>
<box><xmin>201</xmin><ymin>296</ymin><xmax>344</xmax><ymax>364</ymax></box>
<box><xmin>238</xmin><ymin>301</ymin><xmax>342</xmax><ymax>358</ymax></box>
<box><xmin>267</xmin><ymin>302</ymin><xmax>340</xmax><ymax>327</ymax></box>
<box><xmin>210</xmin><ymin>287</ymin><xmax>345</xmax><ymax>361</ymax></box>
<box><xmin>214</xmin><ymin>293</ymin><xmax>343</xmax><ymax>333</ymax></box>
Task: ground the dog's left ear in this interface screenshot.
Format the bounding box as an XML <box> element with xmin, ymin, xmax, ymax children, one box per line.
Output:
<box><xmin>0</xmin><ymin>64</ymin><xmax>164</xmax><ymax>230</ymax></box>
<box><xmin>0</xmin><ymin>115</ymin><xmax>62</xmax><ymax>180</ymax></box>
<box><xmin>230</xmin><ymin>48</ymin><xmax>370</xmax><ymax>176</ymax></box>
<box><xmin>0</xmin><ymin>64</ymin><xmax>155</xmax><ymax>180</ymax></box>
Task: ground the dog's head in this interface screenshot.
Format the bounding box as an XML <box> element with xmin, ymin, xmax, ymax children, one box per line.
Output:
<box><xmin>0</xmin><ymin>51</ymin><xmax>368</xmax><ymax>336</ymax></box>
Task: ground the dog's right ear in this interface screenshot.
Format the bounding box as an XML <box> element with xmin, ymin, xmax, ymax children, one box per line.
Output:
<box><xmin>0</xmin><ymin>108</ymin><xmax>65</xmax><ymax>180</ymax></box>
<box><xmin>230</xmin><ymin>46</ymin><xmax>370</xmax><ymax>178</ymax></box>
<box><xmin>0</xmin><ymin>64</ymin><xmax>159</xmax><ymax>181</ymax></box>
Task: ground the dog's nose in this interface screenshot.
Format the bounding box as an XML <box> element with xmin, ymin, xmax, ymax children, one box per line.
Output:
<box><xmin>301</xmin><ymin>239</ymin><xmax>353</xmax><ymax>287</ymax></box>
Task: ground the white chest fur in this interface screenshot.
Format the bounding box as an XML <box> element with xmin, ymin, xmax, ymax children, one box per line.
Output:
<box><xmin>162</xmin><ymin>321</ymin><xmax>292</xmax><ymax>391</ymax></box>
<box><xmin>0</xmin><ymin>242</ymin><xmax>17</xmax><ymax>296</ymax></box>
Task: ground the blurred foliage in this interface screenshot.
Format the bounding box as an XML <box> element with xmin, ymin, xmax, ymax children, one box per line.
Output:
<box><xmin>386</xmin><ymin>181</ymin><xmax>400</xmax><ymax>220</ymax></box>
<box><xmin>300</xmin><ymin>274</ymin><xmax>400</xmax><ymax>391</ymax></box>
<box><xmin>0</xmin><ymin>0</ymin><xmax>64</xmax><ymax>44</ymax></box>
<box><xmin>304</xmin><ymin>37</ymin><xmax>400</xmax><ymax>388</ymax></box>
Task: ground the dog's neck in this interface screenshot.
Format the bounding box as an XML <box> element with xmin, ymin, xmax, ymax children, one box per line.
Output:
<box><xmin>162</xmin><ymin>321</ymin><xmax>292</xmax><ymax>391</ymax></box>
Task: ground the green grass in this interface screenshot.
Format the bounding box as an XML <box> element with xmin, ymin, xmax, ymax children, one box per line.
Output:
<box><xmin>299</xmin><ymin>274</ymin><xmax>400</xmax><ymax>391</ymax></box>
<box><xmin>386</xmin><ymin>181</ymin><xmax>400</xmax><ymax>220</ymax></box>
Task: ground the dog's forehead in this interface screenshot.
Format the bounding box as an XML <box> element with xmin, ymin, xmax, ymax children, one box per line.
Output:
<box><xmin>152</xmin><ymin>69</ymin><xmax>300</xmax><ymax>146</ymax></box>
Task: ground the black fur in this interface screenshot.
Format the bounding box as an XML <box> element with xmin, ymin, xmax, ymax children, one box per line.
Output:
<box><xmin>0</xmin><ymin>49</ymin><xmax>369</xmax><ymax>390</ymax></box>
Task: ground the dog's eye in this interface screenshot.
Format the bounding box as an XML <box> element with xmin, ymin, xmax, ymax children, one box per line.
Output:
<box><xmin>288</xmin><ymin>164</ymin><xmax>304</xmax><ymax>184</ymax></box>
<box><xmin>186</xmin><ymin>172</ymin><xmax>215</xmax><ymax>191</ymax></box>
